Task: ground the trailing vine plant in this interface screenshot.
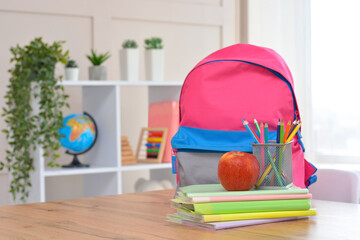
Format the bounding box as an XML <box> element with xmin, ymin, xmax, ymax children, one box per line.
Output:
<box><xmin>1</xmin><ymin>37</ymin><xmax>70</xmax><ymax>201</ymax></box>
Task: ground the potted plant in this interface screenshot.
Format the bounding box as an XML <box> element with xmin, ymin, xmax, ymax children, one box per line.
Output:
<box><xmin>87</xmin><ymin>49</ymin><xmax>111</xmax><ymax>80</ymax></box>
<box><xmin>65</xmin><ymin>59</ymin><xmax>79</xmax><ymax>81</ymax></box>
<box><xmin>120</xmin><ymin>40</ymin><xmax>139</xmax><ymax>81</ymax></box>
<box><xmin>1</xmin><ymin>37</ymin><xmax>70</xmax><ymax>201</ymax></box>
<box><xmin>144</xmin><ymin>37</ymin><xmax>164</xmax><ymax>81</ymax></box>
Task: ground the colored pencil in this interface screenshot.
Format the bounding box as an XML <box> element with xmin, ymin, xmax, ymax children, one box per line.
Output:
<box><xmin>275</xmin><ymin>120</ymin><xmax>281</xmax><ymax>179</ymax></box>
<box><xmin>242</xmin><ymin>119</ymin><xmax>260</xmax><ymax>143</ymax></box>
<box><xmin>276</xmin><ymin>119</ymin><xmax>280</xmax><ymax>144</ymax></box>
<box><xmin>256</xmin><ymin>154</ymin><xmax>283</xmax><ymax>187</ymax></box>
<box><xmin>279</xmin><ymin>120</ymin><xmax>284</xmax><ymax>144</ymax></box>
<box><xmin>254</xmin><ymin>118</ymin><xmax>261</xmax><ymax>135</ymax></box>
<box><xmin>260</xmin><ymin>123</ymin><xmax>264</xmax><ymax>144</ymax></box>
<box><xmin>286</xmin><ymin>122</ymin><xmax>301</xmax><ymax>143</ymax></box>
<box><xmin>243</xmin><ymin>119</ymin><xmax>260</xmax><ymax>143</ymax></box>
<box><xmin>283</xmin><ymin>120</ymin><xmax>291</xmax><ymax>142</ymax></box>
<box><xmin>264</xmin><ymin>122</ymin><xmax>269</xmax><ymax>144</ymax></box>
<box><xmin>264</xmin><ymin>122</ymin><xmax>269</xmax><ymax>185</ymax></box>
<box><xmin>257</xmin><ymin>120</ymin><xmax>286</xmax><ymax>187</ymax></box>
<box><xmin>287</xmin><ymin>120</ymin><xmax>297</xmax><ymax>140</ymax></box>
<box><xmin>243</xmin><ymin>119</ymin><xmax>282</xmax><ymax>186</ymax></box>
<box><xmin>278</xmin><ymin>120</ymin><xmax>284</xmax><ymax>174</ymax></box>
<box><xmin>258</xmin><ymin>120</ymin><xmax>302</xmax><ymax>187</ymax></box>
<box><xmin>260</xmin><ymin>122</ymin><xmax>265</xmax><ymax>173</ymax></box>
<box><xmin>248</xmin><ymin>121</ymin><xmax>260</xmax><ymax>142</ymax></box>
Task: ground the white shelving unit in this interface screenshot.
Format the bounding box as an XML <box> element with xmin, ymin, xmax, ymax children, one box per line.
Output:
<box><xmin>24</xmin><ymin>81</ymin><xmax>182</xmax><ymax>203</ymax></box>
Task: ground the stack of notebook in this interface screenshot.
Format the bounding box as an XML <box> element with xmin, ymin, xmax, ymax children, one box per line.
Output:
<box><xmin>167</xmin><ymin>184</ymin><xmax>316</xmax><ymax>230</ymax></box>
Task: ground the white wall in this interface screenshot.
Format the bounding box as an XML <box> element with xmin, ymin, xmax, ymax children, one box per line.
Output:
<box><xmin>0</xmin><ymin>0</ymin><xmax>237</xmax><ymax>204</ymax></box>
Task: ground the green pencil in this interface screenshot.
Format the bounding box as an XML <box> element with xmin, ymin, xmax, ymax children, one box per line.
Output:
<box><xmin>279</xmin><ymin>120</ymin><xmax>284</xmax><ymax>143</ymax></box>
<box><xmin>278</xmin><ymin>120</ymin><xmax>284</xmax><ymax>186</ymax></box>
<box><xmin>264</xmin><ymin>122</ymin><xmax>269</xmax><ymax>185</ymax></box>
<box><xmin>279</xmin><ymin>120</ymin><xmax>284</xmax><ymax>175</ymax></box>
<box><xmin>254</xmin><ymin>118</ymin><xmax>261</xmax><ymax>135</ymax></box>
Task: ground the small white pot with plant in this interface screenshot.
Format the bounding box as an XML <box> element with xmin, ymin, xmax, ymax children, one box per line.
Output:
<box><xmin>65</xmin><ymin>59</ymin><xmax>79</xmax><ymax>81</ymax></box>
<box><xmin>87</xmin><ymin>49</ymin><xmax>111</xmax><ymax>80</ymax></box>
<box><xmin>144</xmin><ymin>37</ymin><xmax>164</xmax><ymax>81</ymax></box>
<box><xmin>120</xmin><ymin>40</ymin><xmax>139</xmax><ymax>81</ymax></box>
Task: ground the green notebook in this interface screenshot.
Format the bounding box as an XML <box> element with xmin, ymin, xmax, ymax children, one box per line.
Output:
<box><xmin>171</xmin><ymin>198</ymin><xmax>311</xmax><ymax>215</ymax></box>
<box><xmin>180</xmin><ymin>184</ymin><xmax>308</xmax><ymax>198</ymax></box>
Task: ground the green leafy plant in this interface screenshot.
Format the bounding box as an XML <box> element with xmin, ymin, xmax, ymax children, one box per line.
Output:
<box><xmin>144</xmin><ymin>37</ymin><xmax>163</xmax><ymax>50</ymax></box>
<box><xmin>122</xmin><ymin>40</ymin><xmax>138</xmax><ymax>49</ymax></box>
<box><xmin>86</xmin><ymin>49</ymin><xmax>111</xmax><ymax>66</ymax></box>
<box><xmin>1</xmin><ymin>37</ymin><xmax>70</xmax><ymax>201</ymax></box>
<box><xmin>65</xmin><ymin>59</ymin><xmax>78</xmax><ymax>68</ymax></box>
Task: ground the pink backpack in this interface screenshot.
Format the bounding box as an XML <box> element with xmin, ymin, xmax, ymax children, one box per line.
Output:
<box><xmin>171</xmin><ymin>44</ymin><xmax>317</xmax><ymax>189</ymax></box>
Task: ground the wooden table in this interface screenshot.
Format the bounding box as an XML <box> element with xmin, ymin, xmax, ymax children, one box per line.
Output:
<box><xmin>0</xmin><ymin>189</ymin><xmax>359</xmax><ymax>240</ymax></box>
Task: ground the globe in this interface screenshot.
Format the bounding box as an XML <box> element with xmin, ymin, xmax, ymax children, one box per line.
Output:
<box><xmin>59</xmin><ymin>112</ymin><xmax>97</xmax><ymax>168</ymax></box>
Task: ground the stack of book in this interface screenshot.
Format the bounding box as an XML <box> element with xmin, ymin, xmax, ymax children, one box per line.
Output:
<box><xmin>167</xmin><ymin>184</ymin><xmax>316</xmax><ymax>230</ymax></box>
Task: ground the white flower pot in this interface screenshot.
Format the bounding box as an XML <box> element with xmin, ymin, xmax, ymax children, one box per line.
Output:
<box><xmin>89</xmin><ymin>66</ymin><xmax>107</xmax><ymax>80</ymax></box>
<box><xmin>119</xmin><ymin>49</ymin><xmax>139</xmax><ymax>81</ymax></box>
<box><xmin>145</xmin><ymin>49</ymin><xmax>164</xmax><ymax>81</ymax></box>
<box><xmin>64</xmin><ymin>68</ymin><xmax>79</xmax><ymax>81</ymax></box>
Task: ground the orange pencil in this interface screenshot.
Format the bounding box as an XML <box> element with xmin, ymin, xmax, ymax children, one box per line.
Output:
<box><xmin>287</xmin><ymin>120</ymin><xmax>297</xmax><ymax>139</ymax></box>
<box><xmin>283</xmin><ymin>120</ymin><xmax>291</xmax><ymax>143</ymax></box>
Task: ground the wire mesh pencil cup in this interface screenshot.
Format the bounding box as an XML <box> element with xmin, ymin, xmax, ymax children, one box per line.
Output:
<box><xmin>251</xmin><ymin>140</ymin><xmax>293</xmax><ymax>189</ymax></box>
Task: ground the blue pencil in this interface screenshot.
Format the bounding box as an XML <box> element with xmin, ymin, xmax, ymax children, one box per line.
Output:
<box><xmin>276</xmin><ymin>119</ymin><xmax>280</xmax><ymax>143</ymax></box>
<box><xmin>242</xmin><ymin>119</ymin><xmax>260</xmax><ymax>143</ymax></box>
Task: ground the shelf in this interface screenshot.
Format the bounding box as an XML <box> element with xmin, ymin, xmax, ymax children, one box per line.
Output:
<box><xmin>44</xmin><ymin>166</ymin><xmax>119</xmax><ymax>177</ymax></box>
<box><xmin>27</xmin><ymin>78</ymin><xmax>180</xmax><ymax>203</ymax></box>
<box><xmin>60</xmin><ymin>80</ymin><xmax>183</xmax><ymax>87</ymax></box>
<box><xmin>121</xmin><ymin>163</ymin><xmax>172</xmax><ymax>172</ymax></box>
<box><xmin>119</xmin><ymin>81</ymin><xmax>183</xmax><ymax>86</ymax></box>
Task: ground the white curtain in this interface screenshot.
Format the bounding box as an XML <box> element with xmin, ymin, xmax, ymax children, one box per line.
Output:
<box><xmin>311</xmin><ymin>0</ymin><xmax>360</xmax><ymax>163</ymax></box>
<box><xmin>245</xmin><ymin>0</ymin><xmax>312</xmax><ymax>159</ymax></box>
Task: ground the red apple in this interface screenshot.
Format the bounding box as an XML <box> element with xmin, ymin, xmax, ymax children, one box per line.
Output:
<box><xmin>218</xmin><ymin>151</ymin><xmax>260</xmax><ymax>191</ymax></box>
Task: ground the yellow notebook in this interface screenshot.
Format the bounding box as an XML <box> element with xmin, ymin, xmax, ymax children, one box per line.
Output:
<box><xmin>175</xmin><ymin>207</ymin><xmax>316</xmax><ymax>223</ymax></box>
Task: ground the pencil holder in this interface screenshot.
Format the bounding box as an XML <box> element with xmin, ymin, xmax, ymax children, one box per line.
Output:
<box><xmin>251</xmin><ymin>141</ymin><xmax>293</xmax><ymax>189</ymax></box>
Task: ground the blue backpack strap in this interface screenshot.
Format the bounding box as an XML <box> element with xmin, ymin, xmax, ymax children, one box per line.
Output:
<box><xmin>305</xmin><ymin>161</ymin><xmax>318</xmax><ymax>188</ymax></box>
<box><xmin>297</xmin><ymin>131</ymin><xmax>305</xmax><ymax>152</ymax></box>
<box><xmin>306</xmin><ymin>175</ymin><xmax>317</xmax><ymax>188</ymax></box>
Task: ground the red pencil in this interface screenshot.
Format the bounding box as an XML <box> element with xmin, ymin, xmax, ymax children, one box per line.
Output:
<box><xmin>245</xmin><ymin>119</ymin><xmax>260</xmax><ymax>143</ymax></box>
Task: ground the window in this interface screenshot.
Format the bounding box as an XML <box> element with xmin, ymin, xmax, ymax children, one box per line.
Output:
<box><xmin>311</xmin><ymin>1</ymin><xmax>360</xmax><ymax>162</ymax></box>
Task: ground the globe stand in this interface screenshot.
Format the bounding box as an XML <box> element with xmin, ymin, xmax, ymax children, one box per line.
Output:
<box><xmin>62</xmin><ymin>152</ymin><xmax>90</xmax><ymax>168</ymax></box>
<box><xmin>61</xmin><ymin>112</ymin><xmax>97</xmax><ymax>168</ymax></box>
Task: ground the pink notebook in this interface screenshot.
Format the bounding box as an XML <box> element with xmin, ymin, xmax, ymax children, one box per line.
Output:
<box><xmin>148</xmin><ymin>101</ymin><xmax>179</xmax><ymax>163</ymax></box>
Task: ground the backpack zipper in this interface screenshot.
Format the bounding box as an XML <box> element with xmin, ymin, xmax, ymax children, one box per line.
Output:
<box><xmin>171</xmin><ymin>149</ymin><xmax>178</xmax><ymax>174</ymax></box>
<box><xmin>179</xmin><ymin>59</ymin><xmax>299</xmax><ymax>121</ymax></box>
